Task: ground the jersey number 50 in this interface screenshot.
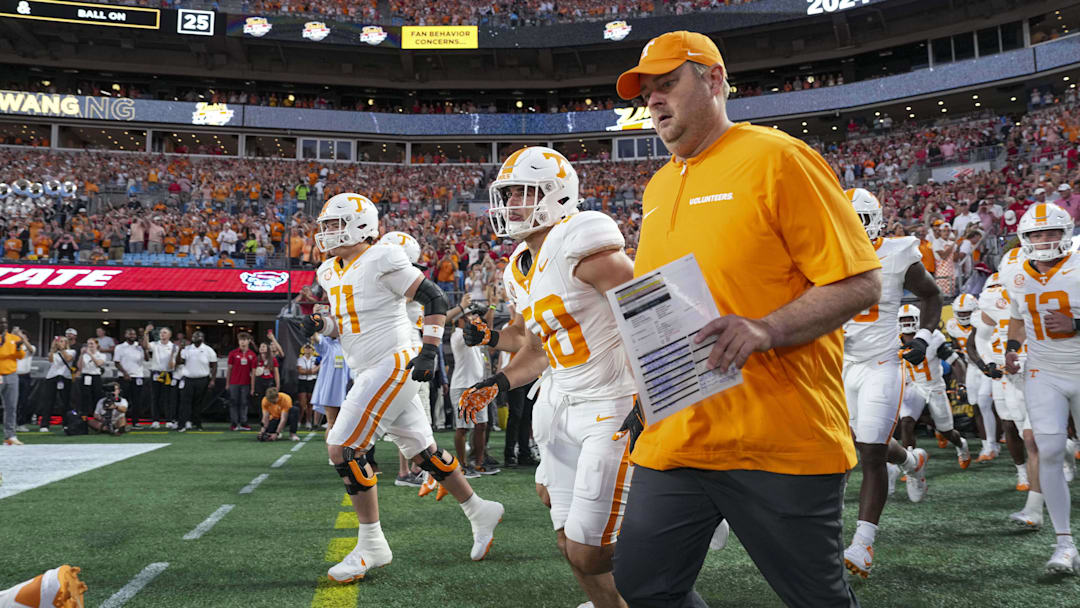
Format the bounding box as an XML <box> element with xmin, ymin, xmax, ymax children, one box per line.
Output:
<box><xmin>523</xmin><ymin>294</ymin><xmax>591</xmax><ymax>368</ymax></box>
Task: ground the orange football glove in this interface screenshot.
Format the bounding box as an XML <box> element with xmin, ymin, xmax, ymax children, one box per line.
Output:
<box><xmin>458</xmin><ymin>373</ymin><xmax>510</xmax><ymax>423</ymax></box>
<box><xmin>463</xmin><ymin>316</ymin><xmax>499</xmax><ymax>348</ymax></box>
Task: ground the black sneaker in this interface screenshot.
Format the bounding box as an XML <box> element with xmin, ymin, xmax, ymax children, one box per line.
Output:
<box><xmin>518</xmin><ymin>456</ymin><xmax>539</xmax><ymax>467</ymax></box>
<box><xmin>483</xmin><ymin>454</ymin><xmax>501</xmax><ymax>467</ymax></box>
<box><xmin>504</xmin><ymin>456</ymin><xmax>518</xmax><ymax>468</ymax></box>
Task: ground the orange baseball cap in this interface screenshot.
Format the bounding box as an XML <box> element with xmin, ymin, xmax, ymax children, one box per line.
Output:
<box><xmin>616</xmin><ymin>31</ymin><xmax>725</xmax><ymax>100</ymax></box>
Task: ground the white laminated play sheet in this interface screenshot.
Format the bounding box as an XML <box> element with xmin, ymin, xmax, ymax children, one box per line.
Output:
<box><xmin>606</xmin><ymin>253</ymin><xmax>743</xmax><ymax>424</ymax></box>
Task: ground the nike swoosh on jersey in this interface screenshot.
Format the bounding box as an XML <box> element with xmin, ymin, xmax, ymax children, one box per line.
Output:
<box><xmin>596</xmin><ymin>415</ymin><xmax>614</xmax><ymax>422</ymax></box>
<box><xmin>642</xmin><ymin>208</ymin><xmax>657</xmax><ymax>221</ymax></box>
<box><xmin>877</xmin><ymin>360</ymin><xmax>890</xmax><ymax>365</ymax></box>
<box><xmin>687</xmin><ymin>51</ymin><xmax>705</xmax><ymax>56</ymax></box>
<box><xmin>1064</xmin><ymin>268</ymin><xmax>1075</xmax><ymax>275</ymax></box>
<box><xmin>537</xmin><ymin>259</ymin><xmax>549</xmax><ymax>273</ymax></box>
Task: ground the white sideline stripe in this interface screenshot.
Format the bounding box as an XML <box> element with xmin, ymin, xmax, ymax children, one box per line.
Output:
<box><xmin>239</xmin><ymin>473</ymin><xmax>269</xmax><ymax>494</ymax></box>
<box><xmin>304</xmin><ymin>431</ymin><xmax>317</xmax><ymax>442</ymax></box>
<box><xmin>100</xmin><ymin>562</ymin><xmax>169</xmax><ymax>608</ymax></box>
<box><xmin>183</xmin><ymin>504</ymin><xmax>234</xmax><ymax>540</ymax></box>
<box><xmin>271</xmin><ymin>454</ymin><xmax>292</xmax><ymax>468</ymax></box>
<box><xmin>290</xmin><ymin>441</ymin><xmax>306</xmax><ymax>453</ymax></box>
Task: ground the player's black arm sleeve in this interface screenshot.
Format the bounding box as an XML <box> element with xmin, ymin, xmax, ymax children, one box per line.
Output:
<box><xmin>412</xmin><ymin>278</ymin><xmax>448</xmax><ymax>317</ymax></box>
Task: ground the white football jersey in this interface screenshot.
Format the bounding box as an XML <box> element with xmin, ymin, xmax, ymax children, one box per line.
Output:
<box><xmin>844</xmin><ymin>236</ymin><xmax>922</xmax><ymax>363</ymax></box>
<box><xmin>977</xmin><ymin>284</ymin><xmax>1024</xmax><ymax>366</ymax></box>
<box><xmin>902</xmin><ymin>329</ymin><xmax>948</xmax><ymax>389</ymax></box>
<box><xmin>503</xmin><ymin>241</ymin><xmax>532</xmax><ymax>314</ymax></box>
<box><xmin>406</xmin><ymin>300</ymin><xmax>423</xmax><ymax>349</ymax></box>
<box><xmin>316</xmin><ymin>244</ymin><xmax>424</xmax><ymax>371</ymax></box>
<box><xmin>1008</xmin><ymin>253</ymin><xmax>1080</xmax><ymax>376</ymax></box>
<box><xmin>515</xmin><ymin>211</ymin><xmax>636</xmax><ymax>400</ymax></box>
<box><xmin>944</xmin><ymin>318</ymin><xmax>973</xmax><ymax>353</ymax></box>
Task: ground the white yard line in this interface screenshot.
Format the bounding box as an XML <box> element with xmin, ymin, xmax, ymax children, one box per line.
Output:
<box><xmin>238</xmin><ymin>473</ymin><xmax>269</xmax><ymax>495</ymax></box>
<box><xmin>270</xmin><ymin>454</ymin><xmax>292</xmax><ymax>468</ymax></box>
<box><xmin>182</xmin><ymin>504</ymin><xmax>234</xmax><ymax>540</ymax></box>
<box><xmin>100</xmin><ymin>562</ymin><xmax>169</xmax><ymax>608</ymax></box>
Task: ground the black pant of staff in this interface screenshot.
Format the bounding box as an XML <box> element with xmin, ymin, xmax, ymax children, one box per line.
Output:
<box><xmin>36</xmin><ymin>376</ymin><xmax>70</xmax><ymax>430</ymax></box>
<box><xmin>178</xmin><ymin>376</ymin><xmax>213</xmax><ymax>430</ymax></box>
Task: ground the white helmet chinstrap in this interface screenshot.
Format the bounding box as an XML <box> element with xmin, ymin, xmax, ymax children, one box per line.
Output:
<box><xmin>378</xmin><ymin>231</ymin><xmax>421</xmax><ymax>264</ymax></box>
<box><xmin>898</xmin><ymin>304</ymin><xmax>921</xmax><ymax>335</ymax></box>
<box><xmin>489</xmin><ymin>146</ymin><xmax>579</xmax><ymax>239</ymax></box>
<box><xmin>315</xmin><ymin>193</ymin><xmax>379</xmax><ymax>252</ymax></box>
<box><xmin>1017</xmin><ymin>202</ymin><xmax>1074</xmax><ymax>263</ymax></box>
<box><xmin>847</xmin><ymin>188</ymin><xmax>885</xmax><ymax>240</ymax></box>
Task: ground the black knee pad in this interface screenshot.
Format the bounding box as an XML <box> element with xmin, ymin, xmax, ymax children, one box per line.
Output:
<box><xmin>416</xmin><ymin>447</ymin><xmax>457</xmax><ymax>481</ymax></box>
<box><xmin>335</xmin><ymin>446</ymin><xmax>377</xmax><ymax>494</ymax></box>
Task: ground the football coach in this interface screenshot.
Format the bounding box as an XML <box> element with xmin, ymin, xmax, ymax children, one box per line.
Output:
<box><xmin>611</xmin><ymin>31</ymin><xmax>881</xmax><ymax>608</ymax></box>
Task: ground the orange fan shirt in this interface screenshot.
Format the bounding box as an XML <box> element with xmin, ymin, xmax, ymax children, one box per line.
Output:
<box><xmin>631</xmin><ymin>123</ymin><xmax>880</xmax><ymax>476</ymax></box>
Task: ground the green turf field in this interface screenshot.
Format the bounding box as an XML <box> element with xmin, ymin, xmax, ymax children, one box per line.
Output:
<box><xmin>1</xmin><ymin>427</ymin><xmax>1078</xmax><ymax>607</ymax></box>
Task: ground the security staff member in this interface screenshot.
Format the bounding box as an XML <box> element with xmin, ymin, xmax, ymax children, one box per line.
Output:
<box><xmin>611</xmin><ymin>31</ymin><xmax>881</xmax><ymax>608</ymax></box>
<box><xmin>177</xmin><ymin>330</ymin><xmax>218</xmax><ymax>432</ymax></box>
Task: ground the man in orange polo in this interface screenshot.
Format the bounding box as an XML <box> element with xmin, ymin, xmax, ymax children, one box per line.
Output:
<box><xmin>260</xmin><ymin>387</ymin><xmax>300</xmax><ymax>442</ymax></box>
<box><xmin>611</xmin><ymin>32</ymin><xmax>881</xmax><ymax>607</ymax></box>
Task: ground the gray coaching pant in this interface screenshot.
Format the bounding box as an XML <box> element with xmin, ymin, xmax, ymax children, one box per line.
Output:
<box><xmin>613</xmin><ymin>466</ymin><xmax>858</xmax><ymax>608</ymax></box>
<box><xmin>1</xmin><ymin>372</ymin><xmax>17</xmax><ymax>439</ymax></box>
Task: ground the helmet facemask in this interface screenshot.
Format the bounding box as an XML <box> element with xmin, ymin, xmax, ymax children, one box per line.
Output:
<box><xmin>954</xmin><ymin>311</ymin><xmax>972</xmax><ymax>327</ymax></box>
<box><xmin>858</xmin><ymin>208</ymin><xmax>884</xmax><ymax>240</ymax></box>
<box><xmin>1019</xmin><ymin>227</ymin><xmax>1072</xmax><ymax>263</ymax></box>
<box><xmin>489</xmin><ymin>180</ymin><xmax>567</xmax><ymax>239</ymax></box>
<box><xmin>898</xmin><ymin>315</ymin><xmax>919</xmax><ymax>334</ymax></box>
<box><xmin>316</xmin><ymin>215</ymin><xmax>363</xmax><ymax>252</ymax></box>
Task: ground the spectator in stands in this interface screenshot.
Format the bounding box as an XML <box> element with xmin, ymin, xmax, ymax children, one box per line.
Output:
<box><xmin>113</xmin><ymin>328</ymin><xmax>148</xmax><ymax>427</ymax></box>
<box><xmin>1055</xmin><ymin>183</ymin><xmax>1080</xmax><ymax>226</ymax></box>
<box><xmin>129</xmin><ymin>218</ymin><xmax>146</xmax><ymax>254</ymax></box>
<box><xmin>177</xmin><ymin>330</ymin><xmax>217</xmax><ymax>432</ymax></box>
<box><xmin>76</xmin><ymin>338</ymin><xmax>106</xmax><ymax>417</ymax></box>
<box><xmin>259</xmin><ymin>387</ymin><xmax>300</xmax><ymax>442</ymax></box>
<box><xmin>106</xmin><ymin>224</ymin><xmax>126</xmax><ymax>260</ymax></box>
<box><xmin>218</xmin><ymin>223</ymin><xmax>239</xmax><ymax>257</ymax></box>
<box><xmin>95</xmin><ymin>327</ymin><xmax>115</xmax><ymax>357</ymax></box>
<box><xmin>37</xmin><ymin>336</ymin><xmax>75</xmax><ymax>433</ymax></box>
<box><xmin>147</xmin><ymin>218</ymin><xmax>166</xmax><ymax>254</ymax></box>
<box><xmin>1</xmin><ymin>315</ymin><xmax>28</xmax><ymax>446</ymax></box>
<box><xmin>54</xmin><ymin>233</ymin><xmax>78</xmax><ymax>262</ymax></box>
<box><xmin>952</xmin><ymin>201</ymin><xmax>979</xmax><ymax>235</ymax></box>
<box><xmin>296</xmin><ymin>342</ymin><xmax>319</xmax><ymax>431</ymax></box>
<box><xmin>216</xmin><ymin>251</ymin><xmax>236</xmax><ymax>268</ymax></box>
<box><xmin>226</xmin><ymin>332</ymin><xmax>256</xmax><ymax>431</ymax></box>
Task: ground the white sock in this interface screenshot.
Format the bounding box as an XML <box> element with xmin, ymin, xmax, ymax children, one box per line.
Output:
<box><xmin>1016</xmin><ymin>464</ymin><xmax>1029</xmax><ymax>483</ymax></box>
<box><xmin>1026</xmin><ymin>491</ymin><xmax>1044</xmax><ymax>513</ymax></box>
<box><xmin>853</xmin><ymin>520</ymin><xmax>878</xmax><ymax>547</ymax></box>
<box><xmin>357</xmin><ymin>521</ymin><xmax>386</xmax><ymax>548</ymax></box>
<box><xmin>460</xmin><ymin>493</ymin><xmax>485</xmax><ymax>519</ymax></box>
<box><xmin>901</xmin><ymin>448</ymin><xmax>918</xmax><ymax>473</ymax></box>
<box><xmin>1058</xmin><ymin>534</ymin><xmax>1076</xmax><ymax>549</ymax></box>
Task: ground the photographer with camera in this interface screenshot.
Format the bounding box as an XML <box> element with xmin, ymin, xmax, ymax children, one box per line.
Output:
<box><xmin>258</xmin><ymin>387</ymin><xmax>300</xmax><ymax>442</ymax></box>
<box><xmin>87</xmin><ymin>382</ymin><xmax>128</xmax><ymax>435</ymax></box>
<box><xmin>76</xmin><ymin>338</ymin><xmax>106</xmax><ymax>417</ymax></box>
<box><xmin>37</xmin><ymin>336</ymin><xmax>77</xmax><ymax>432</ymax></box>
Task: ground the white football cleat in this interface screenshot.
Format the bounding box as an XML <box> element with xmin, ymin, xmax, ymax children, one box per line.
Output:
<box><xmin>709</xmin><ymin>519</ymin><xmax>730</xmax><ymax>551</ymax></box>
<box><xmin>956</xmin><ymin>437</ymin><xmax>971</xmax><ymax>470</ymax></box>
<box><xmin>1008</xmin><ymin>508</ymin><xmax>1043</xmax><ymax>530</ymax></box>
<box><xmin>1045</xmin><ymin>543</ymin><xmax>1080</xmax><ymax>575</ymax></box>
<box><xmin>906</xmin><ymin>448</ymin><xmax>928</xmax><ymax>503</ymax></box>
<box><xmin>886</xmin><ymin>463</ymin><xmax>900</xmax><ymax>496</ymax></box>
<box><xmin>576</xmin><ymin>603</ymin><xmax>595</xmax><ymax>608</ymax></box>
<box><xmin>469</xmin><ymin>499</ymin><xmax>505</xmax><ymax>561</ymax></box>
<box><xmin>327</xmin><ymin>545</ymin><xmax>391</xmax><ymax>584</ymax></box>
<box><xmin>0</xmin><ymin>564</ymin><xmax>87</xmax><ymax>608</ymax></box>
<box><xmin>843</xmin><ymin>543</ymin><xmax>873</xmax><ymax>579</ymax></box>
<box><xmin>150</xmin><ymin>422</ymin><xmax>161</xmax><ymax>429</ymax></box>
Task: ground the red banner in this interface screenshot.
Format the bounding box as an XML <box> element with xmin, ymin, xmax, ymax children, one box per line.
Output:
<box><xmin>0</xmin><ymin>264</ymin><xmax>315</xmax><ymax>294</ymax></box>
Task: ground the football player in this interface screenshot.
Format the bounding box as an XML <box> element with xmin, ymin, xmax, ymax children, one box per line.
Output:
<box><xmin>0</xmin><ymin>565</ymin><xmax>85</xmax><ymax>608</ymax></box>
<box><xmin>941</xmin><ymin>294</ymin><xmax>977</xmax><ymax>447</ymax></box>
<box><xmin>966</xmin><ymin>274</ymin><xmax>1005</xmax><ymax>463</ymax></box>
<box><xmin>303</xmin><ymin>194</ymin><xmax>504</xmax><ymax>584</ymax></box>
<box><xmin>458</xmin><ymin>146</ymin><xmax>638</xmax><ymax>608</ymax></box>
<box><xmin>897</xmin><ymin>305</ymin><xmax>971</xmax><ymax>473</ymax></box>
<box><xmin>1004</xmin><ymin>202</ymin><xmax>1080</xmax><ymax>574</ymax></box>
<box><xmin>378</xmin><ymin>231</ymin><xmax>434</xmax><ymax>488</ymax></box>
<box><xmin>992</xmin><ymin>247</ymin><xmax>1045</xmax><ymax>528</ymax></box>
<box><xmin>841</xmin><ymin>188</ymin><xmax>941</xmax><ymax>578</ymax></box>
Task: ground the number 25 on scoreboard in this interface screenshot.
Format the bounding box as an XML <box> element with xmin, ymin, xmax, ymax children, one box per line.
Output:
<box><xmin>177</xmin><ymin>9</ymin><xmax>214</xmax><ymax>36</ymax></box>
